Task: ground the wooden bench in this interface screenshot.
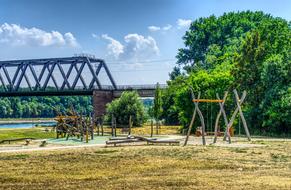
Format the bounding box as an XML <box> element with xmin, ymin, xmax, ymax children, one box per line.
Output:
<box><xmin>106</xmin><ymin>135</ymin><xmax>180</xmax><ymax>146</ymax></box>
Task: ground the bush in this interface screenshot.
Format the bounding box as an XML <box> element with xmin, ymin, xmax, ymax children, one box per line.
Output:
<box><xmin>106</xmin><ymin>91</ymin><xmax>146</xmax><ymax>126</ymax></box>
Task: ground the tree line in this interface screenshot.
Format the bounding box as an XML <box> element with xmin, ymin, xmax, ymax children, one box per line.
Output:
<box><xmin>0</xmin><ymin>96</ymin><xmax>93</xmax><ymax>118</ymax></box>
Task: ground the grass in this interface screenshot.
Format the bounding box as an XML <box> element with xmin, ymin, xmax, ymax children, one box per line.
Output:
<box><xmin>0</xmin><ymin>125</ymin><xmax>179</xmax><ymax>144</ymax></box>
<box><xmin>93</xmin><ymin>125</ymin><xmax>180</xmax><ymax>136</ymax></box>
<box><xmin>0</xmin><ymin>128</ymin><xmax>55</xmax><ymax>141</ymax></box>
<box><xmin>0</xmin><ymin>140</ymin><xmax>291</xmax><ymax>189</ymax></box>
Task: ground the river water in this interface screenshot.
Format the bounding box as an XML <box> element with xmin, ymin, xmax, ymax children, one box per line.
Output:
<box><xmin>0</xmin><ymin>122</ymin><xmax>56</xmax><ymax>129</ymax></box>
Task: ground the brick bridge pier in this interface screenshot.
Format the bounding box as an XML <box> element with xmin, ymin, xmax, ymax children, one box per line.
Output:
<box><xmin>92</xmin><ymin>85</ymin><xmax>165</xmax><ymax>118</ymax></box>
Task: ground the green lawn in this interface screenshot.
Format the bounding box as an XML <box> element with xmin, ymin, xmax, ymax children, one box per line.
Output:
<box><xmin>0</xmin><ymin>128</ymin><xmax>55</xmax><ymax>141</ymax></box>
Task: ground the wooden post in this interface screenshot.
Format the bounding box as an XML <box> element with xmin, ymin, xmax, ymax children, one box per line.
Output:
<box><xmin>216</xmin><ymin>93</ymin><xmax>231</xmax><ymax>144</ymax></box>
<box><xmin>234</xmin><ymin>90</ymin><xmax>251</xmax><ymax>141</ymax></box>
<box><xmin>111</xmin><ymin>114</ymin><xmax>114</xmax><ymax>137</ymax></box>
<box><xmin>129</xmin><ymin>115</ymin><xmax>132</xmax><ymax>135</ymax></box>
<box><xmin>89</xmin><ymin>115</ymin><xmax>93</xmax><ymax>140</ymax></box>
<box><xmin>114</xmin><ymin>117</ymin><xmax>117</xmax><ymax>137</ymax></box>
<box><xmin>80</xmin><ymin>116</ymin><xmax>84</xmax><ymax>142</ymax></box>
<box><xmin>86</xmin><ymin>118</ymin><xmax>89</xmax><ymax>143</ymax></box>
<box><xmin>183</xmin><ymin>93</ymin><xmax>200</xmax><ymax>146</ymax></box>
<box><xmin>213</xmin><ymin>92</ymin><xmax>228</xmax><ymax>143</ymax></box>
<box><xmin>196</xmin><ymin>105</ymin><xmax>206</xmax><ymax>146</ymax></box>
<box><xmin>156</xmin><ymin>120</ymin><xmax>159</xmax><ymax>135</ymax></box>
<box><xmin>97</xmin><ymin>118</ymin><xmax>100</xmax><ymax>136</ymax></box>
<box><xmin>223</xmin><ymin>91</ymin><xmax>247</xmax><ymax>141</ymax></box>
<box><xmin>191</xmin><ymin>91</ymin><xmax>206</xmax><ymax>145</ymax></box>
<box><xmin>101</xmin><ymin>116</ymin><xmax>104</xmax><ymax>136</ymax></box>
<box><xmin>150</xmin><ymin>119</ymin><xmax>154</xmax><ymax>137</ymax></box>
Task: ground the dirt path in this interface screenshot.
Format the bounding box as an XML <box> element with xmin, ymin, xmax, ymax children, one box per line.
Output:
<box><xmin>0</xmin><ymin>143</ymin><xmax>106</xmax><ymax>153</ymax></box>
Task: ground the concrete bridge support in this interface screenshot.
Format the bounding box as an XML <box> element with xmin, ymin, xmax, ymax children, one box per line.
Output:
<box><xmin>92</xmin><ymin>90</ymin><xmax>114</xmax><ymax>118</ymax></box>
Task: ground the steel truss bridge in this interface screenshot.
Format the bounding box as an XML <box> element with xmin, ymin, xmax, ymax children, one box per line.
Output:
<box><xmin>0</xmin><ymin>56</ymin><xmax>166</xmax><ymax>97</ymax></box>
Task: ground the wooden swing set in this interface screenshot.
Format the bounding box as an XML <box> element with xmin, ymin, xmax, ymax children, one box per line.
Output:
<box><xmin>183</xmin><ymin>88</ymin><xmax>251</xmax><ymax>146</ymax></box>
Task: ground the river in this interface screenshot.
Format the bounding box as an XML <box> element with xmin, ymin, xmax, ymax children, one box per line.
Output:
<box><xmin>0</xmin><ymin>121</ymin><xmax>56</xmax><ymax>129</ymax></box>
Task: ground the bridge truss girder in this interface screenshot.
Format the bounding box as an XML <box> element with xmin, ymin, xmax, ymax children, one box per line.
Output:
<box><xmin>0</xmin><ymin>56</ymin><xmax>117</xmax><ymax>96</ymax></box>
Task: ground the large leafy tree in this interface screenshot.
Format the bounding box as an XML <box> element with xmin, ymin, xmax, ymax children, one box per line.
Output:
<box><xmin>233</xmin><ymin>17</ymin><xmax>291</xmax><ymax>133</ymax></box>
<box><xmin>174</xmin><ymin>11</ymin><xmax>275</xmax><ymax>74</ymax></box>
<box><xmin>106</xmin><ymin>91</ymin><xmax>146</xmax><ymax>126</ymax></box>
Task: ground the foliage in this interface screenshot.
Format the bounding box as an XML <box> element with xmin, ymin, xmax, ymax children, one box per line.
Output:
<box><xmin>106</xmin><ymin>91</ymin><xmax>146</xmax><ymax>126</ymax></box>
<box><xmin>233</xmin><ymin>17</ymin><xmax>291</xmax><ymax>133</ymax></box>
<box><xmin>169</xmin><ymin>63</ymin><xmax>234</xmax><ymax>130</ymax></box>
<box><xmin>165</xmin><ymin>11</ymin><xmax>290</xmax><ymax>135</ymax></box>
<box><xmin>160</xmin><ymin>86</ymin><xmax>179</xmax><ymax>125</ymax></box>
<box><xmin>174</xmin><ymin>11</ymin><xmax>275</xmax><ymax>74</ymax></box>
<box><xmin>0</xmin><ymin>96</ymin><xmax>93</xmax><ymax>118</ymax></box>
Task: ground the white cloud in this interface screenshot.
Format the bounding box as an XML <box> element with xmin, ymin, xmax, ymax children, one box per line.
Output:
<box><xmin>162</xmin><ymin>24</ymin><xmax>172</xmax><ymax>31</ymax></box>
<box><xmin>101</xmin><ymin>33</ymin><xmax>159</xmax><ymax>61</ymax></box>
<box><xmin>92</xmin><ymin>33</ymin><xmax>99</xmax><ymax>39</ymax></box>
<box><xmin>177</xmin><ymin>19</ymin><xmax>192</xmax><ymax>29</ymax></box>
<box><xmin>148</xmin><ymin>26</ymin><xmax>160</xmax><ymax>32</ymax></box>
<box><xmin>101</xmin><ymin>34</ymin><xmax>124</xmax><ymax>59</ymax></box>
<box><xmin>148</xmin><ymin>24</ymin><xmax>172</xmax><ymax>32</ymax></box>
<box><xmin>0</xmin><ymin>23</ymin><xmax>78</xmax><ymax>47</ymax></box>
<box><xmin>64</xmin><ymin>32</ymin><xmax>78</xmax><ymax>47</ymax></box>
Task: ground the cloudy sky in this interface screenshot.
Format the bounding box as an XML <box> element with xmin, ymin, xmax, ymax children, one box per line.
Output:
<box><xmin>0</xmin><ymin>0</ymin><xmax>290</xmax><ymax>85</ymax></box>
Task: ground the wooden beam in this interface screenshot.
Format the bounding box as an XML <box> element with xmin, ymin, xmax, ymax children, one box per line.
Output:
<box><xmin>192</xmin><ymin>99</ymin><xmax>223</xmax><ymax>103</ymax></box>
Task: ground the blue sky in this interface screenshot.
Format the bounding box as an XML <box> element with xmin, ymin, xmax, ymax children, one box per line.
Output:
<box><xmin>0</xmin><ymin>0</ymin><xmax>290</xmax><ymax>85</ymax></box>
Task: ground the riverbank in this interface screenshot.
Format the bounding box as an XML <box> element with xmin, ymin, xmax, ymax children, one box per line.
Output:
<box><xmin>0</xmin><ymin>118</ymin><xmax>55</xmax><ymax>124</ymax></box>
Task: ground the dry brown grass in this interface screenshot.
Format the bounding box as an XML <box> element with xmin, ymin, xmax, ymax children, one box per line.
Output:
<box><xmin>101</xmin><ymin>125</ymin><xmax>180</xmax><ymax>136</ymax></box>
<box><xmin>0</xmin><ymin>139</ymin><xmax>291</xmax><ymax>190</ymax></box>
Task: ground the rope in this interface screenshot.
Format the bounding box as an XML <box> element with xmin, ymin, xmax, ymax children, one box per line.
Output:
<box><xmin>206</xmin><ymin>103</ymin><xmax>209</xmax><ymax>131</ymax></box>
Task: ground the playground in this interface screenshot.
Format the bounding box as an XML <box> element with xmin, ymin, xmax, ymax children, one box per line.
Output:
<box><xmin>0</xmin><ymin>89</ymin><xmax>274</xmax><ymax>153</ymax></box>
<box><xmin>0</xmin><ymin>105</ymin><xmax>290</xmax><ymax>190</ymax></box>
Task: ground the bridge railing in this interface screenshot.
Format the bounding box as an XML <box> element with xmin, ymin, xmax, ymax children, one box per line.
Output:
<box><xmin>0</xmin><ymin>84</ymin><xmax>168</xmax><ymax>93</ymax></box>
<box><xmin>92</xmin><ymin>84</ymin><xmax>168</xmax><ymax>90</ymax></box>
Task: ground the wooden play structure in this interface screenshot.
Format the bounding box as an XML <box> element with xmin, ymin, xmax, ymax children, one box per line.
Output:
<box><xmin>183</xmin><ymin>88</ymin><xmax>251</xmax><ymax>146</ymax></box>
<box><xmin>54</xmin><ymin>108</ymin><xmax>94</xmax><ymax>143</ymax></box>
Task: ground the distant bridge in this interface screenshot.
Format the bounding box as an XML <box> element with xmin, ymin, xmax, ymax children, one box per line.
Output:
<box><xmin>0</xmin><ymin>56</ymin><xmax>167</xmax><ymax>116</ymax></box>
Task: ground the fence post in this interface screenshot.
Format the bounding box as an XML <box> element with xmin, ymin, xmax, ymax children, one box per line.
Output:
<box><xmin>150</xmin><ymin>119</ymin><xmax>154</xmax><ymax>137</ymax></box>
<box><xmin>129</xmin><ymin>115</ymin><xmax>132</xmax><ymax>135</ymax></box>
<box><xmin>111</xmin><ymin>114</ymin><xmax>114</xmax><ymax>136</ymax></box>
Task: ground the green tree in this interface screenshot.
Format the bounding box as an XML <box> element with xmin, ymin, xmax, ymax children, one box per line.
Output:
<box><xmin>175</xmin><ymin>11</ymin><xmax>274</xmax><ymax>74</ymax></box>
<box><xmin>106</xmin><ymin>91</ymin><xmax>146</xmax><ymax>126</ymax></box>
<box><xmin>233</xmin><ymin>17</ymin><xmax>291</xmax><ymax>133</ymax></box>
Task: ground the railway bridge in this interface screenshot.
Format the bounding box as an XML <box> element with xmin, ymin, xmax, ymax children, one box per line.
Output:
<box><xmin>0</xmin><ymin>56</ymin><xmax>166</xmax><ymax>117</ymax></box>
